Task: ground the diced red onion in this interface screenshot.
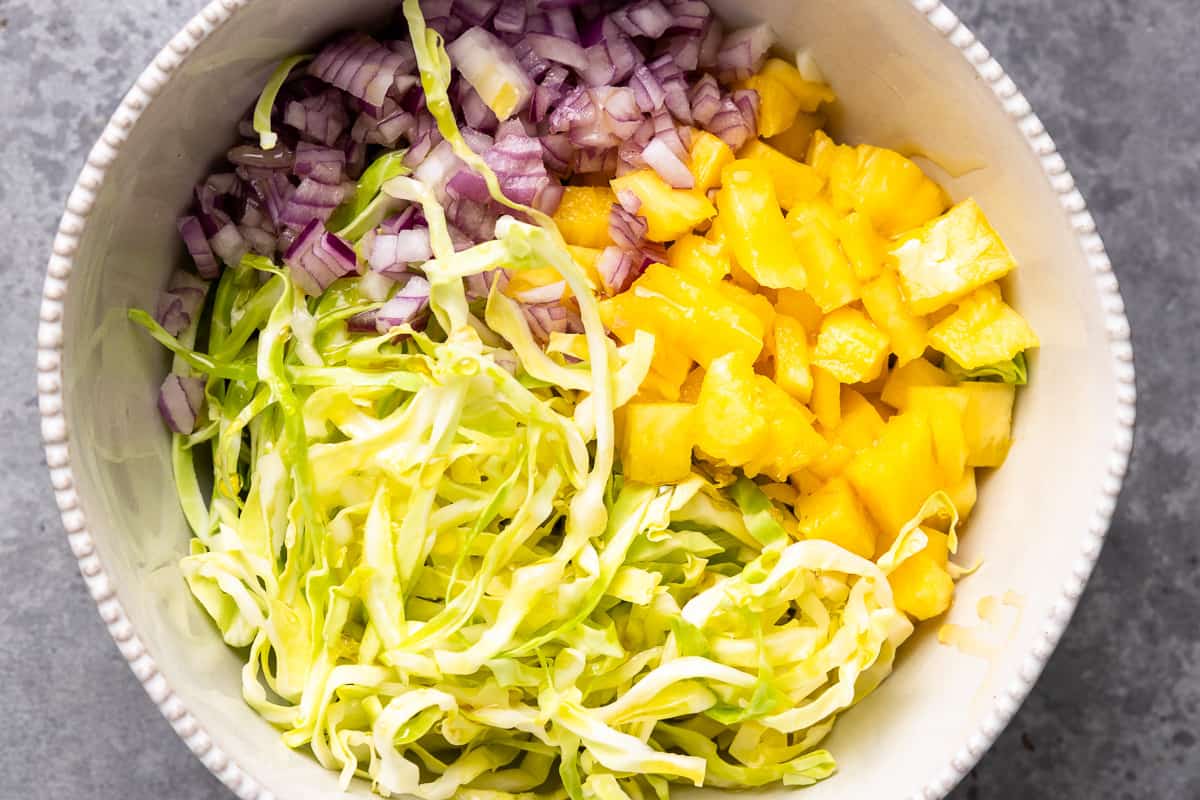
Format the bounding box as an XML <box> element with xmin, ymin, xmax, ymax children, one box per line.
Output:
<box><xmin>404</xmin><ymin>113</ymin><xmax>443</xmax><ymax>166</ymax></box>
<box><xmin>154</xmin><ymin>272</ymin><xmax>208</xmax><ymax>336</ymax></box>
<box><xmin>534</xmin><ymin>64</ymin><xmax>570</xmax><ymax>122</ymax></box>
<box><xmin>704</xmin><ymin>93</ymin><xmax>754</xmax><ymax>150</ymax></box>
<box><xmin>525</xmin><ymin>33</ymin><xmax>589</xmax><ymax>72</ymax></box>
<box><xmin>533</xmin><ymin>181</ymin><xmax>565</xmax><ymax>214</ymax></box>
<box><xmin>514</xmin><ymin>280</ymin><xmax>566</xmax><ymax>304</ymax></box>
<box><xmin>210</xmin><ymin>222</ymin><xmax>248</xmax><ymax>267</ymax></box>
<box><xmin>523</xmin><ymin>302</ymin><xmax>569</xmax><ymax>342</ymax></box>
<box><xmin>668</xmin><ymin>0</ymin><xmax>710</xmax><ymax>31</ymax></box>
<box><xmin>293</xmin><ymin>142</ymin><xmax>346</xmax><ymax>184</ymax></box>
<box><xmin>446</xmin><ymin>196</ymin><xmax>501</xmax><ymax>242</ymax></box>
<box><xmin>595</xmin><ymin>245</ymin><xmax>639</xmax><ymax>295</ymax></box>
<box><xmin>347</xmin><ymin>309</ymin><xmax>381</xmax><ymax>332</ymax></box>
<box><xmin>629</xmin><ymin>64</ymin><xmax>665</xmax><ymax>114</ymax></box>
<box><xmin>447</xmin><ymin>168</ymin><xmax>492</xmax><ymax>203</ymax></box>
<box><xmin>609</xmin><ymin>203</ymin><xmax>648</xmax><ymax>250</ymax></box>
<box><xmin>617</xmin><ymin>188</ymin><xmax>642</xmax><ymax>213</ymax></box>
<box><xmin>622</xmin><ymin>0</ymin><xmax>673</xmax><ymax>38</ymax></box>
<box><xmin>284</xmin><ymin>219</ymin><xmax>360</xmax><ymax>295</ymax></box>
<box><xmin>697</xmin><ymin>18</ymin><xmax>724</xmax><ymax>69</ymax></box>
<box><xmin>484</xmin><ymin>129</ymin><xmax>551</xmax><ymax>205</ymax></box>
<box><xmin>382</xmin><ymin>204</ymin><xmax>424</xmax><ymax>233</ymax></box>
<box><xmin>540</xmin><ymin>134</ymin><xmax>573</xmax><ymax>177</ymax></box>
<box><xmin>575</xmin><ymin>146</ymin><xmax>617</xmax><ymax>174</ymax></box>
<box><xmin>461</xmin><ymin>126</ymin><xmax>496</xmax><ymax>155</ymax></box>
<box><xmin>377</xmin><ymin>274</ymin><xmax>432</xmax><ymax>331</ymax></box>
<box><xmin>370</xmin><ymin>228</ymin><xmax>433</xmax><ymax>276</ymax></box>
<box><xmin>311</xmin><ymin>32</ymin><xmax>409</xmax><ymax>113</ymax></box>
<box><xmin>663</xmin><ymin>32</ymin><xmax>702</xmax><ymax>72</ymax></box>
<box><xmin>650</xmin><ymin>107</ymin><xmax>689</xmax><ymax>162</ymax></box>
<box><xmin>280</xmin><ymin>178</ymin><xmax>348</xmax><ymax>229</ymax></box>
<box><xmin>283</xmin><ymin>89</ymin><xmax>349</xmax><ymax>146</ymax></box>
<box><xmin>716</xmin><ymin>23</ymin><xmax>775</xmax><ymax>81</ymax></box>
<box><xmin>547</xmin><ymin>8</ymin><xmax>580</xmax><ymax>42</ymax></box>
<box><xmin>689</xmin><ymin>73</ymin><xmax>722</xmax><ymax>126</ymax></box>
<box><xmin>447</xmin><ymin>27</ymin><xmax>534</xmax><ymax>121</ymax></box>
<box><xmin>457</xmin><ymin>0</ymin><xmax>501</xmax><ymax>25</ymax></box>
<box><xmin>158</xmin><ymin>374</ymin><xmax>206</xmax><ymax>434</ymax></box>
<box><xmin>240</xmin><ymin>225</ymin><xmax>277</xmax><ymax>256</ymax></box>
<box><xmin>414</xmin><ymin>140</ymin><xmax>467</xmax><ymax>201</ymax></box>
<box><xmin>643</xmin><ymin>135</ymin><xmax>694</xmax><ymax>188</ymax></box>
<box><xmin>493</xmin><ymin>0</ymin><xmax>527</xmax><ymax>33</ymax></box>
<box><xmin>178</xmin><ymin>216</ymin><xmax>219</xmax><ymax>279</ymax></box>
<box><xmin>580</xmin><ymin>44</ymin><xmax>615</xmax><ymax>87</ymax></box>
<box><xmin>238</xmin><ymin>167</ymin><xmax>295</xmax><ymax>228</ymax></box>
<box><xmin>352</xmin><ymin>97</ymin><xmax>416</xmax><ymax>146</ymax></box>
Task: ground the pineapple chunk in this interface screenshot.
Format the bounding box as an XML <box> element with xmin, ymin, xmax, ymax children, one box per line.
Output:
<box><xmin>679</xmin><ymin>366</ymin><xmax>706</xmax><ymax>403</ymax></box>
<box><xmin>738</xmin><ymin>73</ymin><xmax>804</xmax><ymax>138</ymax></box>
<box><xmin>599</xmin><ymin>292</ymin><xmax>692</xmax><ymax>401</ymax></box>
<box><xmin>635</xmin><ymin>264</ymin><xmax>765</xmax><ymax>367</ymax></box>
<box><xmin>566</xmin><ymin>245</ymin><xmax>603</xmax><ymax>287</ymax></box>
<box><xmin>809</xmin><ymin>388</ymin><xmax>886</xmax><ymax>480</ymax></box>
<box><xmin>716</xmin><ymin>160</ymin><xmax>806</xmax><ymax>289</ymax></box>
<box><xmin>880</xmin><ymin>357</ymin><xmax>954</xmax><ymax>410</ymax></box>
<box><xmin>832</xmin><ymin>144</ymin><xmax>948</xmax><ymax>236</ymax></box>
<box><xmin>860</xmin><ymin>270</ymin><xmax>929</xmax><ymax>365</ymax></box>
<box><xmin>774</xmin><ymin>288</ymin><xmax>824</xmax><ymax>334</ymax></box>
<box><xmin>759</xmin><ymin>57</ymin><xmax>836</xmax><ymax>112</ymax></box>
<box><xmin>789</xmin><ymin>468</ymin><xmax>824</xmax><ymax>496</ymax></box>
<box><xmin>767</xmin><ymin>112</ymin><xmax>824</xmax><ymax>161</ymax></box>
<box><xmin>739</xmin><ymin>139</ymin><xmax>825</xmax><ymax>209</ymax></box>
<box><xmin>891</xmin><ymin>200</ymin><xmax>1018</xmax><ymax>315</ymax></box>
<box><xmin>806</xmin><ymin>129</ymin><xmax>840</xmax><ymax>179</ymax></box>
<box><xmin>948</xmin><ymin>468</ymin><xmax>978</xmax><ymax>521</ymax></box>
<box><xmin>928</xmin><ymin>284</ymin><xmax>1039</xmax><ymax>369</ymax></box>
<box><xmin>716</xmin><ymin>281</ymin><xmax>776</xmax><ymax>334</ymax></box>
<box><xmin>696</xmin><ymin>354</ymin><xmax>767</xmax><ymax>465</ymax></box>
<box><xmin>907</xmin><ymin>386</ymin><xmax>970</xmax><ymax>482</ymax></box>
<box><xmin>744</xmin><ymin>376</ymin><xmax>828</xmax><ymax>480</ymax></box>
<box><xmin>552</xmin><ymin>186</ymin><xmax>616</xmax><ymax>249</ymax></box>
<box><xmin>689</xmin><ymin>131</ymin><xmax>736</xmax><ymax>194</ymax></box>
<box><xmin>794</xmin><ymin>477</ymin><xmax>879</xmax><ymax>559</ymax></box>
<box><xmin>845</xmin><ymin>412</ymin><xmax>941</xmax><ymax>550</ymax></box>
<box><xmin>812</xmin><ymin>308</ymin><xmax>891</xmax><ymax>384</ymax></box>
<box><xmin>620</xmin><ymin>403</ymin><xmax>697</xmax><ymax>484</ymax></box>
<box><xmin>611</xmin><ymin>170</ymin><xmax>716</xmax><ymax>242</ymax></box>
<box><xmin>787</xmin><ymin>200</ymin><xmax>860</xmax><ymax>311</ymax></box>
<box><xmin>810</xmin><ymin>365</ymin><xmax>841</xmax><ymax>429</ymax></box>
<box><xmin>771</xmin><ymin>314</ymin><xmax>813</xmax><ymax>403</ymax></box>
<box><xmin>835</xmin><ymin>211</ymin><xmax>886</xmax><ymax>282</ymax></box>
<box><xmin>889</xmin><ymin>532</ymin><xmax>955</xmax><ymax>620</ymax></box>
<box><xmin>668</xmin><ymin>235</ymin><xmax>730</xmax><ymax>284</ymax></box>
<box><xmin>959</xmin><ymin>382</ymin><xmax>1016</xmax><ymax>467</ymax></box>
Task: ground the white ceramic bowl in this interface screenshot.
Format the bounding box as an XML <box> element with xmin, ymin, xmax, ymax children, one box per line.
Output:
<box><xmin>37</xmin><ymin>0</ymin><xmax>1135</xmax><ymax>798</ymax></box>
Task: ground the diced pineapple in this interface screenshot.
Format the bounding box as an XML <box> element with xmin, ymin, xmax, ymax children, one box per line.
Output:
<box><xmin>611</xmin><ymin>170</ymin><xmax>716</xmax><ymax>242</ymax></box>
<box><xmin>679</xmin><ymin>366</ymin><xmax>706</xmax><ymax>403</ymax></box>
<box><xmin>774</xmin><ymin>288</ymin><xmax>824</xmax><ymax>334</ymax></box>
<box><xmin>786</xmin><ymin>200</ymin><xmax>860</xmax><ymax>312</ymax></box>
<box><xmin>716</xmin><ymin>160</ymin><xmax>806</xmax><ymax>289</ymax></box>
<box><xmin>927</xmin><ymin>284</ymin><xmax>1040</xmax><ymax>369</ymax></box>
<box><xmin>835</xmin><ymin>211</ymin><xmax>886</xmax><ymax>282</ymax></box>
<box><xmin>505</xmin><ymin>267</ymin><xmax>572</xmax><ymax>301</ymax></box>
<box><xmin>860</xmin><ymin>270</ymin><xmax>929</xmax><ymax>365</ymax></box>
<box><xmin>696</xmin><ymin>354</ymin><xmax>767</xmax><ymax>465</ymax></box>
<box><xmin>738</xmin><ymin>73</ymin><xmax>803</xmax><ymax>138</ymax></box>
<box><xmin>789</xmin><ymin>468</ymin><xmax>824</xmax><ymax>496</ymax></box>
<box><xmin>810</xmin><ymin>365</ymin><xmax>841</xmax><ymax>429</ymax></box>
<box><xmin>812</xmin><ymin>308</ymin><xmax>891</xmax><ymax>384</ymax></box>
<box><xmin>948</xmin><ymin>467</ymin><xmax>978</xmax><ymax>521</ymax></box>
<box><xmin>744</xmin><ymin>376</ymin><xmax>828</xmax><ymax>480</ymax></box>
<box><xmin>794</xmin><ymin>477</ymin><xmax>879</xmax><ymax>559</ymax></box>
<box><xmin>832</xmin><ymin>144</ymin><xmax>948</xmax><ymax>236</ymax></box>
<box><xmin>668</xmin><ymin>235</ymin><xmax>730</xmax><ymax>284</ymax></box>
<box><xmin>620</xmin><ymin>402</ymin><xmax>697</xmax><ymax>484</ymax></box>
<box><xmin>552</xmin><ymin>186</ymin><xmax>616</xmax><ymax>249</ymax></box>
<box><xmin>635</xmin><ymin>264</ymin><xmax>765</xmax><ymax>367</ymax></box>
<box><xmin>889</xmin><ymin>534</ymin><xmax>955</xmax><ymax>620</ymax></box>
<box><xmin>958</xmin><ymin>382</ymin><xmax>1016</xmax><ymax>467</ymax></box>
<box><xmin>806</xmin><ymin>129</ymin><xmax>840</xmax><ymax>179</ymax></box>
<box><xmin>716</xmin><ymin>281</ymin><xmax>776</xmax><ymax>334</ymax></box>
<box><xmin>809</xmin><ymin>388</ymin><xmax>885</xmax><ymax>480</ymax></box>
<box><xmin>767</xmin><ymin>112</ymin><xmax>825</xmax><ymax>161</ymax></box>
<box><xmin>771</xmin><ymin>314</ymin><xmax>813</xmax><ymax>403</ymax></box>
<box><xmin>880</xmin><ymin>357</ymin><xmax>954</xmax><ymax>410</ymax></box>
<box><xmin>891</xmin><ymin>199</ymin><xmax>1019</xmax><ymax>315</ymax></box>
<box><xmin>906</xmin><ymin>386</ymin><xmax>970</xmax><ymax>482</ymax></box>
<box><xmin>689</xmin><ymin>131</ymin><xmax>736</xmax><ymax>193</ymax></box>
<box><xmin>738</xmin><ymin>140</ymin><xmax>825</xmax><ymax>209</ymax></box>
<box><xmin>599</xmin><ymin>292</ymin><xmax>692</xmax><ymax>401</ymax></box>
<box><xmin>566</xmin><ymin>245</ymin><xmax>604</xmax><ymax>287</ymax></box>
<box><xmin>759</xmin><ymin>57</ymin><xmax>836</xmax><ymax>112</ymax></box>
<box><xmin>845</xmin><ymin>412</ymin><xmax>941</xmax><ymax>550</ymax></box>
<box><xmin>640</xmin><ymin>348</ymin><xmax>693</xmax><ymax>402</ymax></box>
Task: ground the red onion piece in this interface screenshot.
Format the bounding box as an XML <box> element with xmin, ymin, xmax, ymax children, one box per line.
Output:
<box><xmin>158</xmin><ymin>374</ymin><xmax>206</xmax><ymax>434</ymax></box>
<box><xmin>283</xmin><ymin>89</ymin><xmax>349</xmax><ymax>146</ymax></box>
<box><xmin>154</xmin><ymin>273</ymin><xmax>208</xmax><ymax>337</ymax></box>
<box><xmin>280</xmin><ymin>178</ymin><xmax>348</xmax><ymax>229</ymax></box>
<box><xmin>630</xmin><ymin>64</ymin><xmax>666</xmax><ymax>114</ymax></box>
<box><xmin>347</xmin><ymin>309</ymin><xmax>381</xmax><ymax>333</ymax></box>
<box><xmin>284</xmin><ymin>219</ymin><xmax>359</xmax><ymax>295</ymax></box>
<box><xmin>643</xmin><ymin>135</ymin><xmax>694</xmax><ymax>188</ymax></box>
<box><xmin>609</xmin><ymin>203</ymin><xmax>648</xmax><ymax>251</ymax></box>
<box><xmin>667</xmin><ymin>0</ymin><xmax>710</xmax><ymax>31</ymax></box>
<box><xmin>377</xmin><ymin>275</ymin><xmax>432</xmax><ymax>331</ymax></box>
<box><xmin>523</xmin><ymin>301</ymin><xmax>570</xmax><ymax>342</ymax></box>
<box><xmin>293</xmin><ymin>142</ymin><xmax>347</xmax><ymax>184</ymax></box>
<box><xmin>311</xmin><ymin>33</ymin><xmax>409</xmax><ymax>112</ymax></box>
<box><xmin>178</xmin><ymin>216</ymin><xmax>220</xmax><ymax>279</ymax></box>
<box><xmin>210</xmin><ymin>222</ymin><xmax>248</xmax><ymax>267</ymax></box>
<box><xmin>238</xmin><ymin>167</ymin><xmax>295</xmax><ymax>229</ymax></box>
<box><xmin>493</xmin><ymin>0</ymin><xmax>527</xmax><ymax>33</ymax></box>
<box><xmin>704</xmin><ymin>93</ymin><xmax>754</xmax><ymax>150</ymax></box>
<box><xmin>716</xmin><ymin>23</ymin><xmax>775</xmax><ymax>81</ymax></box>
<box><xmin>689</xmin><ymin>73</ymin><xmax>722</xmax><ymax>126</ymax></box>
<box><xmin>540</xmin><ymin>134</ymin><xmax>573</xmax><ymax>177</ymax></box>
<box><xmin>697</xmin><ymin>17</ymin><xmax>724</xmax><ymax>69</ymax></box>
<box><xmin>457</xmin><ymin>0</ymin><xmax>501</xmax><ymax>26</ymax></box>
<box><xmin>546</xmin><ymin>8</ymin><xmax>580</xmax><ymax>42</ymax></box>
<box><xmin>624</xmin><ymin>0</ymin><xmax>673</xmax><ymax>38</ymax></box>
<box><xmin>484</xmin><ymin>129</ymin><xmax>551</xmax><ymax>205</ymax></box>
<box><xmin>370</xmin><ymin>229</ymin><xmax>434</xmax><ymax>277</ymax></box>
<box><xmin>595</xmin><ymin>245</ymin><xmax>639</xmax><ymax>295</ymax></box>
<box><xmin>525</xmin><ymin>33</ymin><xmax>589</xmax><ymax>72</ymax></box>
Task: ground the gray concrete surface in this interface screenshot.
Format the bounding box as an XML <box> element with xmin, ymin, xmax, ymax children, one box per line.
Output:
<box><xmin>0</xmin><ymin>0</ymin><xmax>1195</xmax><ymax>797</ymax></box>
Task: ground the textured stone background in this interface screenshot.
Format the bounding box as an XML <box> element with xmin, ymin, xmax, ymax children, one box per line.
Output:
<box><xmin>1</xmin><ymin>0</ymin><xmax>1195</xmax><ymax>797</ymax></box>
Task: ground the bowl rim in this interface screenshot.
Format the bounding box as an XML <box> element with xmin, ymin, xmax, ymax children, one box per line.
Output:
<box><xmin>35</xmin><ymin>1</ymin><xmax>1136</xmax><ymax>798</ymax></box>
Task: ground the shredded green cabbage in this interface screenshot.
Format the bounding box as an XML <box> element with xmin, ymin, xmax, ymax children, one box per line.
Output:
<box><xmin>136</xmin><ymin>5</ymin><xmax>937</xmax><ymax>797</ymax></box>
<box><xmin>253</xmin><ymin>54</ymin><xmax>313</xmax><ymax>150</ymax></box>
<box><xmin>945</xmin><ymin>351</ymin><xmax>1028</xmax><ymax>385</ymax></box>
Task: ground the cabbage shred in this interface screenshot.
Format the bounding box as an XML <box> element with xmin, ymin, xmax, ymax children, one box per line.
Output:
<box><xmin>138</xmin><ymin>3</ymin><xmax>926</xmax><ymax>797</ymax></box>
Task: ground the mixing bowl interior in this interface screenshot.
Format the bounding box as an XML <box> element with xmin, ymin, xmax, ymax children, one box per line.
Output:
<box><xmin>57</xmin><ymin>0</ymin><xmax>1125</xmax><ymax>796</ymax></box>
